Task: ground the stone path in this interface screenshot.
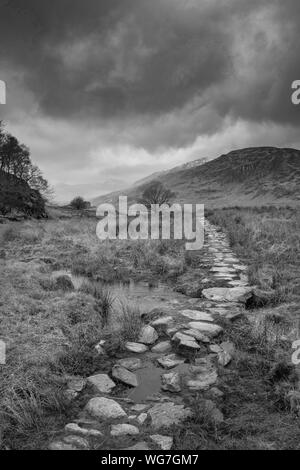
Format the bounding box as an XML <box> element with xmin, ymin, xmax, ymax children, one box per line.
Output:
<box><xmin>49</xmin><ymin>221</ymin><xmax>253</xmax><ymax>451</ymax></box>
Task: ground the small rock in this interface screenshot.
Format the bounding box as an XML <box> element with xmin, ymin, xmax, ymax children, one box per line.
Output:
<box><xmin>65</xmin><ymin>423</ymin><xmax>102</xmax><ymax>437</ymax></box>
<box><xmin>112</xmin><ymin>365</ymin><xmax>138</xmax><ymax>387</ymax></box>
<box><xmin>63</xmin><ymin>435</ymin><xmax>89</xmax><ymax>449</ymax></box>
<box><xmin>125</xmin><ymin>342</ymin><xmax>148</xmax><ymax>353</ymax></box>
<box><xmin>172</xmin><ymin>332</ymin><xmax>200</xmax><ymax>350</ymax></box>
<box><xmin>150</xmin><ymin>435</ymin><xmax>173</xmax><ymax>450</ymax></box>
<box><xmin>131</xmin><ymin>404</ymin><xmax>149</xmax><ymax>412</ymax></box>
<box><xmin>180</xmin><ymin>310</ymin><xmax>214</xmax><ymax>322</ymax></box>
<box><xmin>148</xmin><ymin>402</ymin><xmax>192</xmax><ymax>429</ymax></box>
<box><xmin>209</xmin><ymin>344</ymin><xmax>222</xmax><ymax>354</ymax></box>
<box><xmin>137</xmin><ymin>412</ymin><xmax>148</xmax><ymax>424</ymax></box>
<box><xmin>64</xmin><ymin>389</ymin><xmax>78</xmax><ymax>402</ymax></box>
<box><xmin>124</xmin><ymin>442</ymin><xmax>150</xmax><ymax>450</ymax></box>
<box><xmin>138</xmin><ymin>325</ymin><xmax>159</xmax><ymax>345</ymax></box>
<box><xmin>111</xmin><ymin>424</ymin><xmax>139</xmax><ymax>437</ymax></box>
<box><xmin>161</xmin><ymin>372</ymin><xmax>181</xmax><ymax>393</ymax></box>
<box><xmin>87</xmin><ymin>374</ymin><xmax>116</xmax><ymax>393</ymax></box>
<box><xmin>117</xmin><ymin>357</ymin><xmax>143</xmax><ymax>371</ymax></box>
<box><xmin>208</xmin><ymin>387</ymin><xmax>224</xmax><ymax>399</ymax></box>
<box><xmin>188</xmin><ymin>322</ymin><xmax>223</xmax><ymax>338</ymax></box>
<box><xmin>157</xmin><ymin>354</ymin><xmax>185</xmax><ymax>369</ymax></box>
<box><xmin>202</xmin><ymin>287</ymin><xmax>252</xmax><ymax>303</ymax></box>
<box><xmin>67</xmin><ymin>377</ymin><xmax>86</xmax><ymax>392</ymax></box>
<box><xmin>49</xmin><ymin>441</ymin><xmax>78</xmax><ymax>451</ymax></box>
<box><xmin>85</xmin><ymin>397</ymin><xmax>127</xmax><ymax>420</ymax></box>
<box><xmin>182</xmin><ymin>329</ymin><xmax>211</xmax><ymax>343</ymax></box>
<box><xmin>151</xmin><ymin>341</ymin><xmax>172</xmax><ymax>353</ymax></box>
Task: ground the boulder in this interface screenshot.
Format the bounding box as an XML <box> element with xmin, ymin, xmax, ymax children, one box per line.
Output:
<box><xmin>85</xmin><ymin>397</ymin><xmax>127</xmax><ymax>420</ymax></box>
<box><xmin>188</xmin><ymin>322</ymin><xmax>223</xmax><ymax>338</ymax></box>
<box><xmin>151</xmin><ymin>341</ymin><xmax>172</xmax><ymax>353</ymax></box>
<box><xmin>112</xmin><ymin>365</ymin><xmax>138</xmax><ymax>387</ymax></box>
<box><xmin>87</xmin><ymin>374</ymin><xmax>116</xmax><ymax>394</ymax></box>
<box><xmin>138</xmin><ymin>325</ymin><xmax>159</xmax><ymax>345</ymax></box>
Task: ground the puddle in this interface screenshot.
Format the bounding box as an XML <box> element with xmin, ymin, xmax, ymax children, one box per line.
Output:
<box><xmin>53</xmin><ymin>269</ymin><xmax>188</xmax><ymax>312</ymax></box>
<box><xmin>126</xmin><ymin>360</ymin><xmax>191</xmax><ymax>403</ymax></box>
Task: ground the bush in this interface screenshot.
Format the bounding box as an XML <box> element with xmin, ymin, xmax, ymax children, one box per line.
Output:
<box><xmin>70</xmin><ymin>196</ymin><xmax>89</xmax><ymax>210</ymax></box>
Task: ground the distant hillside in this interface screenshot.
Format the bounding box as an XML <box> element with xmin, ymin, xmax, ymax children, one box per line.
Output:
<box><xmin>0</xmin><ymin>170</ymin><xmax>46</xmax><ymax>218</ymax></box>
<box><xmin>92</xmin><ymin>147</ymin><xmax>300</xmax><ymax>207</ymax></box>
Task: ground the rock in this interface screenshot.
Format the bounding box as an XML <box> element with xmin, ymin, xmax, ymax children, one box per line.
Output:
<box><xmin>202</xmin><ymin>287</ymin><xmax>252</xmax><ymax>303</ymax></box>
<box><xmin>180</xmin><ymin>310</ymin><xmax>214</xmax><ymax>322</ymax></box>
<box><xmin>54</xmin><ymin>275</ymin><xmax>74</xmax><ymax>291</ymax></box>
<box><xmin>67</xmin><ymin>377</ymin><xmax>86</xmax><ymax>392</ymax></box>
<box><xmin>247</xmin><ymin>288</ymin><xmax>276</xmax><ymax>308</ymax></box>
<box><xmin>95</xmin><ymin>342</ymin><xmax>106</xmax><ymax>355</ymax></box>
<box><xmin>111</xmin><ymin>424</ymin><xmax>139</xmax><ymax>437</ymax></box>
<box><xmin>188</xmin><ymin>322</ymin><xmax>223</xmax><ymax>338</ymax></box>
<box><xmin>151</xmin><ymin>341</ymin><xmax>172</xmax><ymax>353</ymax></box>
<box><xmin>131</xmin><ymin>404</ymin><xmax>149</xmax><ymax>412</ymax></box>
<box><xmin>151</xmin><ymin>316</ymin><xmax>174</xmax><ymax>332</ymax></box>
<box><xmin>172</xmin><ymin>332</ymin><xmax>200</xmax><ymax>350</ymax></box>
<box><xmin>49</xmin><ymin>441</ymin><xmax>78</xmax><ymax>450</ymax></box>
<box><xmin>208</xmin><ymin>387</ymin><xmax>224</xmax><ymax>399</ymax></box>
<box><xmin>157</xmin><ymin>354</ymin><xmax>185</xmax><ymax>369</ymax></box>
<box><xmin>148</xmin><ymin>402</ymin><xmax>192</xmax><ymax>429</ymax></box>
<box><xmin>209</xmin><ymin>344</ymin><xmax>222</xmax><ymax>354</ymax></box>
<box><xmin>128</xmin><ymin>415</ymin><xmax>137</xmax><ymax>420</ymax></box>
<box><xmin>87</xmin><ymin>374</ymin><xmax>116</xmax><ymax>393</ymax></box>
<box><xmin>210</xmin><ymin>266</ymin><xmax>236</xmax><ymax>273</ymax></box>
<box><xmin>85</xmin><ymin>397</ymin><xmax>127</xmax><ymax>420</ymax></box>
<box><xmin>112</xmin><ymin>365</ymin><xmax>138</xmax><ymax>387</ymax></box>
<box><xmin>64</xmin><ymin>389</ymin><xmax>78</xmax><ymax>402</ymax></box>
<box><xmin>138</xmin><ymin>325</ymin><xmax>159</xmax><ymax>345</ymax></box>
<box><xmin>65</xmin><ymin>423</ymin><xmax>103</xmax><ymax>437</ymax></box>
<box><xmin>203</xmin><ymin>400</ymin><xmax>224</xmax><ymax>424</ymax></box>
<box><xmin>125</xmin><ymin>342</ymin><xmax>148</xmax><ymax>353</ymax></box>
<box><xmin>150</xmin><ymin>435</ymin><xmax>173</xmax><ymax>450</ymax></box>
<box><xmin>124</xmin><ymin>442</ymin><xmax>150</xmax><ymax>450</ymax></box>
<box><xmin>187</xmin><ymin>358</ymin><xmax>218</xmax><ymax>391</ymax></box>
<box><xmin>117</xmin><ymin>357</ymin><xmax>143</xmax><ymax>371</ymax></box>
<box><xmin>137</xmin><ymin>412</ymin><xmax>148</xmax><ymax>424</ymax></box>
<box><xmin>161</xmin><ymin>372</ymin><xmax>181</xmax><ymax>392</ymax></box>
<box><xmin>63</xmin><ymin>435</ymin><xmax>89</xmax><ymax>449</ymax></box>
<box><xmin>182</xmin><ymin>329</ymin><xmax>211</xmax><ymax>343</ymax></box>
<box><xmin>218</xmin><ymin>341</ymin><xmax>235</xmax><ymax>366</ymax></box>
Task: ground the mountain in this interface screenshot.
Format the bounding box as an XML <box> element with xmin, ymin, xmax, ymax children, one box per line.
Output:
<box><xmin>0</xmin><ymin>170</ymin><xmax>46</xmax><ymax>218</ymax></box>
<box><xmin>92</xmin><ymin>147</ymin><xmax>300</xmax><ymax>207</ymax></box>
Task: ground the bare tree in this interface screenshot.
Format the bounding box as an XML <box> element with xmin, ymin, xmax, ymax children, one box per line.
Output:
<box><xmin>139</xmin><ymin>181</ymin><xmax>175</xmax><ymax>208</ymax></box>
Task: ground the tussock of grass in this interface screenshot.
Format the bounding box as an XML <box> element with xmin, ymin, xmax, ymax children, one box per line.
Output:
<box><xmin>79</xmin><ymin>281</ymin><xmax>114</xmax><ymax>326</ymax></box>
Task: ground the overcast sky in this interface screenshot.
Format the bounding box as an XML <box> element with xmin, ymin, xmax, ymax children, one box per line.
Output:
<box><xmin>0</xmin><ymin>0</ymin><xmax>300</xmax><ymax>201</ymax></box>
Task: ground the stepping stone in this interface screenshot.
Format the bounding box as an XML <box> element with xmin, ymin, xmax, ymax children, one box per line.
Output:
<box><xmin>188</xmin><ymin>322</ymin><xmax>223</xmax><ymax>338</ymax></box>
<box><xmin>87</xmin><ymin>374</ymin><xmax>116</xmax><ymax>394</ymax></box>
<box><xmin>182</xmin><ymin>329</ymin><xmax>211</xmax><ymax>343</ymax></box>
<box><xmin>148</xmin><ymin>402</ymin><xmax>192</xmax><ymax>429</ymax></box>
<box><xmin>187</xmin><ymin>358</ymin><xmax>218</xmax><ymax>391</ymax></box>
<box><xmin>124</xmin><ymin>442</ymin><xmax>150</xmax><ymax>450</ymax></box>
<box><xmin>157</xmin><ymin>354</ymin><xmax>185</xmax><ymax>369</ymax></box>
<box><xmin>150</xmin><ymin>435</ymin><xmax>173</xmax><ymax>450</ymax></box>
<box><xmin>202</xmin><ymin>287</ymin><xmax>252</xmax><ymax>303</ymax></box>
<box><xmin>111</xmin><ymin>424</ymin><xmax>139</xmax><ymax>437</ymax></box>
<box><xmin>210</xmin><ymin>267</ymin><xmax>236</xmax><ymax>273</ymax></box>
<box><xmin>131</xmin><ymin>404</ymin><xmax>149</xmax><ymax>412</ymax></box>
<box><xmin>151</xmin><ymin>316</ymin><xmax>174</xmax><ymax>332</ymax></box>
<box><xmin>180</xmin><ymin>310</ymin><xmax>214</xmax><ymax>322</ymax></box>
<box><xmin>138</xmin><ymin>325</ymin><xmax>159</xmax><ymax>345</ymax></box>
<box><xmin>116</xmin><ymin>357</ymin><xmax>143</xmax><ymax>371</ymax></box>
<box><xmin>151</xmin><ymin>341</ymin><xmax>172</xmax><ymax>353</ymax></box>
<box><xmin>85</xmin><ymin>397</ymin><xmax>127</xmax><ymax>420</ymax></box>
<box><xmin>125</xmin><ymin>342</ymin><xmax>148</xmax><ymax>353</ymax></box>
<box><xmin>172</xmin><ymin>332</ymin><xmax>200</xmax><ymax>350</ymax></box>
<box><xmin>161</xmin><ymin>372</ymin><xmax>181</xmax><ymax>392</ymax></box>
<box><xmin>63</xmin><ymin>435</ymin><xmax>89</xmax><ymax>449</ymax></box>
<box><xmin>65</xmin><ymin>423</ymin><xmax>102</xmax><ymax>438</ymax></box>
<box><xmin>112</xmin><ymin>365</ymin><xmax>138</xmax><ymax>387</ymax></box>
<box><xmin>137</xmin><ymin>412</ymin><xmax>148</xmax><ymax>424</ymax></box>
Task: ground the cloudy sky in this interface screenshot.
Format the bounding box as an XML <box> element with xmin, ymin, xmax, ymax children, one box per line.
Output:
<box><xmin>0</xmin><ymin>0</ymin><xmax>300</xmax><ymax>202</ymax></box>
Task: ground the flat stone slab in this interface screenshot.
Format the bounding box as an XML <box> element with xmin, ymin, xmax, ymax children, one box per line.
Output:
<box><xmin>180</xmin><ymin>310</ymin><xmax>214</xmax><ymax>322</ymax></box>
<box><xmin>87</xmin><ymin>374</ymin><xmax>116</xmax><ymax>394</ymax></box>
<box><xmin>112</xmin><ymin>365</ymin><xmax>138</xmax><ymax>387</ymax></box>
<box><xmin>188</xmin><ymin>322</ymin><xmax>223</xmax><ymax>338</ymax></box>
<box><xmin>152</xmin><ymin>316</ymin><xmax>173</xmax><ymax>327</ymax></box>
<box><xmin>151</xmin><ymin>341</ymin><xmax>172</xmax><ymax>353</ymax></box>
<box><xmin>172</xmin><ymin>332</ymin><xmax>200</xmax><ymax>350</ymax></box>
<box><xmin>148</xmin><ymin>402</ymin><xmax>192</xmax><ymax>429</ymax></box>
<box><xmin>138</xmin><ymin>325</ymin><xmax>159</xmax><ymax>345</ymax></box>
<box><xmin>85</xmin><ymin>397</ymin><xmax>127</xmax><ymax>420</ymax></box>
<box><xmin>202</xmin><ymin>287</ymin><xmax>252</xmax><ymax>303</ymax></box>
<box><xmin>125</xmin><ymin>342</ymin><xmax>148</xmax><ymax>353</ymax></box>
<box><xmin>111</xmin><ymin>424</ymin><xmax>139</xmax><ymax>437</ymax></box>
<box><xmin>116</xmin><ymin>357</ymin><xmax>143</xmax><ymax>371</ymax></box>
<box><xmin>182</xmin><ymin>329</ymin><xmax>211</xmax><ymax>343</ymax></box>
<box><xmin>161</xmin><ymin>372</ymin><xmax>181</xmax><ymax>393</ymax></box>
<box><xmin>65</xmin><ymin>423</ymin><xmax>103</xmax><ymax>438</ymax></box>
<box><xmin>157</xmin><ymin>354</ymin><xmax>185</xmax><ymax>369</ymax></box>
<box><xmin>150</xmin><ymin>435</ymin><xmax>173</xmax><ymax>450</ymax></box>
